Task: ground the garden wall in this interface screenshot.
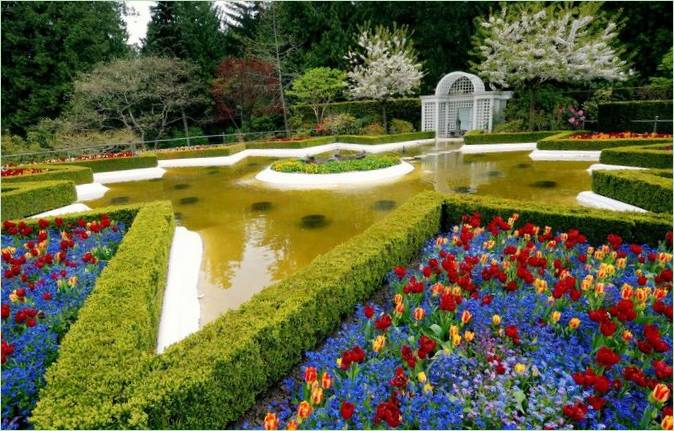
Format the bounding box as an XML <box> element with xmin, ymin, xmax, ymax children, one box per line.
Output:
<box><xmin>598</xmin><ymin>100</ymin><xmax>673</xmax><ymax>134</ymax></box>
<box><xmin>2</xmin><ymin>164</ymin><xmax>93</xmax><ymax>185</ymax></box>
<box><xmin>463</xmin><ymin>130</ymin><xmax>565</xmax><ymax>145</ymax></box>
<box><xmin>592</xmin><ymin>169</ymin><xmax>673</xmax><ymax>213</ymax></box>
<box><xmin>599</xmin><ymin>143</ymin><xmax>673</xmax><ymax>169</ymax></box>
<box><xmin>31</xmin><ymin>202</ymin><xmax>175</xmax><ymax>429</ymax></box>
<box><xmin>537</xmin><ymin>131</ymin><xmax>672</xmax><ymax>151</ymax></box>
<box><xmin>51</xmin><ymin>153</ymin><xmax>158</xmax><ymax>173</ymax></box>
<box><xmin>1</xmin><ymin>180</ymin><xmax>76</xmax><ymax>221</ymax></box>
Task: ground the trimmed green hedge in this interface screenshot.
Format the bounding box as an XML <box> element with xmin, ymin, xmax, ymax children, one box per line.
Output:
<box><xmin>599</xmin><ymin>143</ymin><xmax>673</xmax><ymax>169</ymax></box>
<box><xmin>2</xmin><ymin>164</ymin><xmax>93</xmax><ymax>185</ymax></box>
<box><xmin>51</xmin><ymin>153</ymin><xmax>158</xmax><ymax>173</ymax></box>
<box><xmin>291</xmin><ymin>98</ymin><xmax>421</xmax><ymax>127</ymax></box>
<box><xmin>337</xmin><ymin>131</ymin><xmax>434</xmax><ymax>144</ymax></box>
<box><xmin>441</xmin><ymin>194</ymin><xmax>672</xmax><ymax>245</ymax></box>
<box><xmin>245</xmin><ymin>136</ymin><xmax>337</xmax><ymax>150</ymax></box>
<box><xmin>598</xmin><ymin>100</ymin><xmax>673</xmax><ymax>134</ymax></box>
<box><xmin>538</xmin><ymin>131</ymin><xmax>672</xmax><ymax>151</ymax></box>
<box><xmin>32</xmin><ymin>201</ymin><xmax>175</xmax><ymax>430</ymax></box>
<box><xmin>464</xmin><ymin>130</ymin><xmax>565</xmax><ymax>145</ymax></box>
<box><xmin>27</xmin><ymin>190</ymin><xmax>674</xmax><ymax>428</ymax></box>
<box><xmin>1</xmin><ymin>181</ymin><xmax>76</xmax><ymax>221</ymax></box>
<box><xmin>271</xmin><ymin>154</ymin><xmax>400</xmax><ymax>174</ymax></box>
<box><xmin>155</xmin><ymin>143</ymin><xmax>246</xmax><ymax>160</ymax></box>
<box><xmin>592</xmin><ymin>169</ymin><xmax>673</xmax><ymax>213</ymax></box>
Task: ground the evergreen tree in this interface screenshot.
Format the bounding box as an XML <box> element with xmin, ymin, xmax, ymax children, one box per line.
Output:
<box><xmin>1</xmin><ymin>1</ymin><xmax>128</xmax><ymax>134</ymax></box>
<box><xmin>222</xmin><ymin>1</ymin><xmax>263</xmax><ymax>57</ymax></box>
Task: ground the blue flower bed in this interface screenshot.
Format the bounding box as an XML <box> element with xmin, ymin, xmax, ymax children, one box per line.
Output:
<box><xmin>1</xmin><ymin>216</ymin><xmax>125</xmax><ymax>429</ymax></box>
<box><xmin>248</xmin><ymin>214</ymin><xmax>673</xmax><ymax>430</ymax></box>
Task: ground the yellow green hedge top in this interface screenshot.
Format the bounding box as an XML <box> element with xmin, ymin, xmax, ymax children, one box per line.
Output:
<box><xmin>31</xmin><ymin>201</ymin><xmax>175</xmax><ymax>430</ymax></box>
<box><xmin>463</xmin><ymin>130</ymin><xmax>565</xmax><ymax>145</ymax></box>
<box><xmin>1</xmin><ymin>180</ymin><xmax>76</xmax><ymax>221</ymax></box>
<box><xmin>599</xmin><ymin>143</ymin><xmax>673</xmax><ymax>169</ymax></box>
<box><xmin>336</xmin><ymin>131</ymin><xmax>434</xmax><ymax>144</ymax></box>
<box><xmin>537</xmin><ymin>131</ymin><xmax>672</xmax><ymax>151</ymax></box>
<box><xmin>154</xmin><ymin>143</ymin><xmax>246</xmax><ymax>160</ymax></box>
<box><xmin>49</xmin><ymin>153</ymin><xmax>158</xmax><ymax>173</ymax></box>
<box><xmin>28</xmin><ymin>192</ymin><xmax>673</xmax><ymax>429</ymax></box>
<box><xmin>592</xmin><ymin>168</ymin><xmax>673</xmax><ymax>214</ymax></box>
<box><xmin>1</xmin><ymin>164</ymin><xmax>93</xmax><ymax>185</ymax></box>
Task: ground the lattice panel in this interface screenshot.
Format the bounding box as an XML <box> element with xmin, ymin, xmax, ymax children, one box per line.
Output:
<box><xmin>423</xmin><ymin>102</ymin><xmax>435</xmax><ymax>131</ymax></box>
<box><xmin>448</xmin><ymin>77</ymin><xmax>474</xmax><ymax>95</ymax></box>
<box><xmin>475</xmin><ymin>98</ymin><xmax>492</xmax><ymax>131</ymax></box>
<box><xmin>446</xmin><ymin>100</ymin><xmax>473</xmax><ymax>134</ymax></box>
<box><xmin>438</xmin><ymin>103</ymin><xmax>447</xmax><ymax>137</ymax></box>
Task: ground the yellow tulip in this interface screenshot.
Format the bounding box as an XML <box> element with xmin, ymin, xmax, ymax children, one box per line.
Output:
<box><xmin>492</xmin><ymin>314</ymin><xmax>501</xmax><ymax>326</ymax></box>
<box><xmin>417</xmin><ymin>371</ymin><xmax>427</xmax><ymax>383</ymax></box>
<box><xmin>550</xmin><ymin>311</ymin><xmax>561</xmax><ymax>324</ymax></box>
<box><xmin>568</xmin><ymin>318</ymin><xmax>581</xmax><ymax>330</ymax></box>
<box><xmin>464</xmin><ymin>331</ymin><xmax>475</xmax><ymax>342</ymax></box>
<box><xmin>372</xmin><ymin>335</ymin><xmax>386</xmax><ymax>353</ymax></box>
<box><xmin>514</xmin><ymin>363</ymin><xmax>526</xmax><ymax>374</ymax></box>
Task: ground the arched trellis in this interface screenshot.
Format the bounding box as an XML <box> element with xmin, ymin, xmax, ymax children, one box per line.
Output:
<box><xmin>421</xmin><ymin>71</ymin><xmax>512</xmax><ymax>138</ymax></box>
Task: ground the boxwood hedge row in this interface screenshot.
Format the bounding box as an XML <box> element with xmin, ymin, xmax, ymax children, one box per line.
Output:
<box><xmin>2</xmin><ymin>164</ymin><xmax>93</xmax><ymax>185</ymax></box>
<box><xmin>245</xmin><ymin>136</ymin><xmax>337</xmax><ymax>150</ymax></box>
<box><xmin>537</xmin><ymin>132</ymin><xmax>672</xmax><ymax>151</ymax></box>
<box><xmin>1</xmin><ymin>180</ymin><xmax>77</xmax><ymax>221</ymax></box>
<box><xmin>599</xmin><ymin>143</ymin><xmax>673</xmax><ymax>169</ymax></box>
<box><xmin>155</xmin><ymin>143</ymin><xmax>246</xmax><ymax>160</ymax></box>
<box><xmin>598</xmin><ymin>100</ymin><xmax>673</xmax><ymax>134</ymax></box>
<box><xmin>463</xmin><ymin>130</ymin><xmax>565</xmax><ymax>145</ymax></box>
<box><xmin>592</xmin><ymin>169</ymin><xmax>673</xmax><ymax>213</ymax></box>
<box><xmin>51</xmin><ymin>153</ymin><xmax>158</xmax><ymax>173</ymax></box>
<box><xmin>337</xmin><ymin>131</ymin><xmax>434</xmax><ymax>144</ymax></box>
<box><xmin>31</xmin><ymin>202</ymin><xmax>175</xmax><ymax>430</ymax></box>
<box><xmin>29</xmin><ymin>192</ymin><xmax>673</xmax><ymax>429</ymax></box>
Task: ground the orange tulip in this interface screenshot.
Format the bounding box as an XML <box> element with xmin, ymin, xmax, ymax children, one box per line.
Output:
<box><xmin>662</xmin><ymin>415</ymin><xmax>673</xmax><ymax>430</ymax></box>
<box><xmin>297</xmin><ymin>400</ymin><xmax>313</xmax><ymax>419</ymax></box>
<box><xmin>304</xmin><ymin>367</ymin><xmax>317</xmax><ymax>385</ymax></box>
<box><xmin>651</xmin><ymin>384</ymin><xmax>671</xmax><ymax>404</ymax></box>
<box><xmin>310</xmin><ymin>386</ymin><xmax>324</xmax><ymax>405</ymax></box>
<box><xmin>461</xmin><ymin>310</ymin><xmax>473</xmax><ymax>325</ymax></box>
<box><xmin>321</xmin><ymin>372</ymin><xmax>332</xmax><ymax>390</ymax></box>
<box><xmin>413</xmin><ymin>307</ymin><xmax>425</xmax><ymax>321</ymax></box>
<box><xmin>286</xmin><ymin>420</ymin><xmax>298</xmax><ymax>430</ymax></box>
<box><xmin>264</xmin><ymin>413</ymin><xmax>279</xmax><ymax>430</ymax></box>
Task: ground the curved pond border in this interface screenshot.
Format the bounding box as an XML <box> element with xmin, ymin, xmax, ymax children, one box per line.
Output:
<box><xmin>576</xmin><ymin>190</ymin><xmax>647</xmax><ymax>213</ymax></box>
<box><xmin>256</xmin><ymin>160</ymin><xmax>415</xmax><ymax>188</ymax></box>
<box><xmin>529</xmin><ymin>149</ymin><xmax>601</xmax><ymax>161</ymax></box>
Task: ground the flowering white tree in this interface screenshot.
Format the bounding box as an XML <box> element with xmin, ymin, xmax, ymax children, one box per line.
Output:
<box><xmin>347</xmin><ymin>24</ymin><xmax>424</xmax><ymax>132</ymax></box>
<box><xmin>472</xmin><ymin>2</ymin><xmax>630</xmax><ymax>129</ymax></box>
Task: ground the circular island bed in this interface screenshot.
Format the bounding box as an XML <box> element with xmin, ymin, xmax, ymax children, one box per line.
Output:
<box><xmin>255</xmin><ymin>153</ymin><xmax>414</xmax><ymax>188</ymax></box>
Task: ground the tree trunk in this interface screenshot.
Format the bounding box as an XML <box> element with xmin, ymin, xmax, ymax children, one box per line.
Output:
<box><xmin>271</xmin><ymin>7</ymin><xmax>289</xmax><ymax>135</ymax></box>
<box><xmin>381</xmin><ymin>101</ymin><xmax>388</xmax><ymax>134</ymax></box>
<box><xmin>181</xmin><ymin>109</ymin><xmax>190</xmax><ymax>147</ymax></box>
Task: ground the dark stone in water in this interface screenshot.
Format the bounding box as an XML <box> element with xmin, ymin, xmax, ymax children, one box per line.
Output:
<box><xmin>207</xmin><ymin>170</ymin><xmax>219</xmax><ymax>175</ymax></box>
<box><xmin>373</xmin><ymin>200</ymin><xmax>396</xmax><ymax>211</ymax></box>
<box><xmin>300</xmin><ymin>214</ymin><xmax>329</xmax><ymax>229</ymax></box>
<box><xmin>174</xmin><ymin>212</ymin><xmax>183</xmax><ymax>222</ymax></box>
<box><xmin>110</xmin><ymin>196</ymin><xmax>129</xmax><ymax>204</ymax></box>
<box><xmin>486</xmin><ymin>170</ymin><xmax>503</xmax><ymax>178</ymax></box>
<box><xmin>453</xmin><ymin>186</ymin><xmax>476</xmax><ymax>194</ymax></box>
<box><xmin>515</xmin><ymin>163</ymin><xmax>532</xmax><ymax>169</ymax></box>
<box><xmin>251</xmin><ymin>201</ymin><xmax>273</xmax><ymax>211</ymax></box>
<box><xmin>148</xmin><ymin>177</ymin><xmax>162</xmax><ymax>182</ymax></box>
<box><xmin>174</xmin><ymin>183</ymin><xmax>191</xmax><ymax>190</ymax></box>
<box><xmin>179</xmin><ymin>196</ymin><xmax>199</xmax><ymax>205</ymax></box>
<box><xmin>530</xmin><ymin>180</ymin><xmax>557</xmax><ymax>189</ymax></box>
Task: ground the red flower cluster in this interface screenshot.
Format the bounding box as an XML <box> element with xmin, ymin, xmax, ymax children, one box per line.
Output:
<box><xmin>1</xmin><ymin>339</ymin><xmax>15</xmax><ymax>364</ymax></box>
<box><xmin>595</xmin><ymin>346</ymin><xmax>620</xmax><ymax>369</ymax></box>
<box><xmin>638</xmin><ymin>324</ymin><xmax>670</xmax><ymax>354</ymax></box>
<box><xmin>364</xmin><ymin>304</ymin><xmax>374</xmax><ymax>319</ymax></box>
<box><xmin>374</xmin><ymin>394</ymin><xmax>402</xmax><ymax>428</ymax></box>
<box><xmin>417</xmin><ymin>335</ymin><xmax>436</xmax><ymax>359</ymax></box>
<box><xmin>569</xmin><ymin>132</ymin><xmax>672</xmax><ymax>140</ymax></box>
<box><xmin>375</xmin><ymin>314</ymin><xmax>392</xmax><ymax>331</ymax></box>
<box><xmin>389</xmin><ymin>367</ymin><xmax>407</xmax><ymax>388</ymax></box>
<box><xmin>563</xmin><ymin>402</ymin><xmax>588</xmax><ymax>421</ymax></box>
<box><xmin>403</xmin><ymin>276</ymin><xmax>424</xmax><ymax>294</ymax></box>
<box><xmin>504</xmin><ymin>325</ymin><xmax>521</xmax><ymax>345</ymax></box>
<box><xmin>340</xmin><ymin>401</ymin><xmax>355</xmax><ymax>421</ymax></box>
<box><xmin>401</xmin><ymin>345</ymin><xmax>416</xmax><ymax>368</ymax></box>
<box><xmin>486</xmin><ymin>215</ymin><xmax>510</xmax><ymax>236</ymax></box>
<box><xmin>1</xmin><ymin>167</ymin><xmax>44</xmax><ymax>177</ymax></box>
<box><xmin>573</xmin><ymin>368</ymin><xmax>616</xmax><ymax>395</ymax></box>
<box><xmin>339</xmin><ymin>346</ymin><xmax>365</xmax><ymax>370</ymax></box>
<box><xmin>624</xmin><ymin>366</ymin><xmax>658</xmax><ymax>389</ymax></box>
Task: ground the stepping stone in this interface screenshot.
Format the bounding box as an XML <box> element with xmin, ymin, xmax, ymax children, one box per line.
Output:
<box><xmin>179</xmin><ymin>197</ymin><xmax>199</xmax><ymax>205</ymax></box>
<box><xmin>373</xmin><ymin>200</ymin><xmax>396</xmax><ymax>211</ymax></box>
<box><xmin>300</xmin><ymin>214</ymin><xmax>329</xmax><ymax>229</ymax></box>
<box><xmin>529</xmin><ymin>180</ymin><xmax>557</xmax><ymax>189</ymax></box>
<box><xmin>110</xmin><ymin>196</ymin><xmax>130</xmax><ymax>204</ymax></box>
<box><xmin>251</xmin><ymin>201</ymin><xmax>273</xmax><ymax>211</ymax></box>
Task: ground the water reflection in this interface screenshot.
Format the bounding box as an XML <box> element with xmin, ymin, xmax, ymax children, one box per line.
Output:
<box><xmin>88</xmin><ymin>147</ymin><xmax>592</xmax><ymax>324</ymax></box>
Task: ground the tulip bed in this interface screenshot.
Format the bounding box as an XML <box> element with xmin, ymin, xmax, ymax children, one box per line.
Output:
<box><xmin>251</xmin><ymin>213</ymin><xmax>673</xmax><ymax>430</ymax></box>
<box><xmin>1</xmin><ymin>216</ymin><xmax>126</xmax><ymax>429</ymax></box>
<box><xmin>538</xmin><ymin>132</ymin><xmax>672</xmax><ymax>151</ymax></box>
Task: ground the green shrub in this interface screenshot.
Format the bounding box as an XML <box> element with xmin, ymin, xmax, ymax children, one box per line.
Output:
<box><xmin>464</xmin><ymin>130</ymin><xmax>566</xmax><ymax>145</ymax></box>
<box><xmin>245</xmin><ymin>136</ymin><xmax>337</xmax><ymax>150</ymax></box>
<box><xmin>1</xmin><ymin>181</ymin><xmax>76</xmax><ymax>221</ymax></box>
<box><xmin>319</xmin><ymin>113</ymin><xmax>358</xmax><ymax>135</ymax></box>
<box><xmin>31</xmin><ymin>202</ymin><xmax>175</xmax><ymax>430</ymax></box>
<box><xmin>337</xmin><ymin>131</ymin><xmax>434</xmax><ymax>144</ymax></box>
<box><xmin>599</xmin><ymin>143</ymin><xmax>673</xmax><ymax>169</ymax></box>
<box><xmin>155</xmin><ymin>143</ymin><xmax>246</xmax><ymax>160</ymax></box>
<box><xmin>162</xmin><ymin>127</ymin><xmax>209</xmax><ymax>148</ymax></box>
<box><xmin>361</xmin><ymin>122</ymin><xmax>386</xmax><ymax>135</ymax></box>
<box><xmin>389</xmin><ymin>118</ymin><xmax>415</xmax><ymax>134</ymax></box>
<box><xmin>598</xmin><ymin>100</ymin><xmax>673</xmax><ymax>134</ymax></box>
<box><xmin>271</xmin><ymin>154</ymin><xmax>400</xmax><ymax>174</ymax></box>
<box><xmin>537</xmin><ymin>132</ymin><xmax>672</xmax><ymax>151</ymax></box>
<box><xmin>1</xmin><ymin>164</ymin><xmax>93</xmax><ymax>185</ymax></box>
<box><xmin>492</xmin><ymin>120</ymin><xmax>526</xmax><ymax>133</ymax></box>
<box><xmin>591</xmin><ymin>169</ymin><xmax>673</xmax><ymax>213</ymax></box>
<box><xmin>441</xmin><ymin>194</ymin><xmax>672</xmax><ymax>246</ymax></box>
<box><xmin>291</xmin><ymin>98</ymin><xmax>421</xmax><ymax>129</ymax></box>
<box><xmin>51</xmin><ymin>153</ymin><xmax>158</xmax><ymax>173</ymax></box>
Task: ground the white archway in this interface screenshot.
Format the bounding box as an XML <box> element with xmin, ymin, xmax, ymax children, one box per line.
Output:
<box><xmin>421</xmin><ymin>71</ymin><xmax>512</xmax><ymax>138</ymax></box>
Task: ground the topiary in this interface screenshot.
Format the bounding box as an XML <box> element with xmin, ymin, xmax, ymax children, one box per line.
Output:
<box><xmin>389</xmin><ymin>118</ymin><xmax>415</xmax><ymax>134</ymax></box>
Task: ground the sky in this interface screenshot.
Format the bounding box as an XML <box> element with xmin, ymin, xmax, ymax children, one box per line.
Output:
<box><xmin>122</xmin><ymin>1</ymin><xmax>231</xmax><ymax>46</ymax></box>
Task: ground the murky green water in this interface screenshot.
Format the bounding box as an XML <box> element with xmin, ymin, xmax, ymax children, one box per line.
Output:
<box><xmin>87</xmin><ymin>146</ymin><xmax>592</xmax><ymax>324</ymax></box>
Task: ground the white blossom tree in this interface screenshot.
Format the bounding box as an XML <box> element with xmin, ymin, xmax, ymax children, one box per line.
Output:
<box><xmin>472</xmin><ymin>2</ymin><xmax>630</xmax><ymax>129</ymax></box>
<box><xmin>346</xmin><ymin>24</ymin><xmax>424</xmax><ymax>132</ymax></box>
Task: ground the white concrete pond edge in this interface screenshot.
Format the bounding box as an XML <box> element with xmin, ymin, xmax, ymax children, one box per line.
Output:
<box><xmin>586</xmin><ymin>163</ymin><xmax>648</xmax><ymax>173</ymax></box>
<box><xmin>576</xmin><ymin>191</ymin><xmax>647</xmax><ymax>213</ymax></box>
<box><xmin>158</xmin><ymin>139</ymin><xmax>436</xmax><ymax>168</ymax></box>
<box><xmin>460</xmin><ymin>143</ymin><xmax>538</xmax><ymax>154</ymax></box>
<box><xmin>30</xmin><ymin>203</ymin><xmax>92</xmax><ymax>218</ymax></box>
<box><xmin>156</xmin><ymin>226</ymin><xmax>202</xmax><ymax>354</ymax></box>
<box><xmin>529</xmin><ymin>150</ymin><xmax>601</xmax><ymax>161</ymax></box>
<box><xmin>255</xmin><ymin>161</ymin><xmax>415</xmax><ymax>189</ymax></box>
<box><xmin>93</xmin><ymin>167</ymin><xmax>167</xmax><ymax>184</ymax></box>
<box><xmin>75</xmin><ymin>182</ymin><xmax>110</xmax><ymax>201</ymax></box>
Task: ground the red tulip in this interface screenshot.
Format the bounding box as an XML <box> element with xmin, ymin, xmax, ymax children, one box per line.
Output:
<box><xmin>340</xmin><ymin>401</ymin><xmax>355</xmax><ymax>421</ymax></box>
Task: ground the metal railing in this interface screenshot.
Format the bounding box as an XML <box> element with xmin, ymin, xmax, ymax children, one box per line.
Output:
<box><xmin>630</xmin><ymin>116</ymin><xmax>673</xmax><ymax>133</ymax></box>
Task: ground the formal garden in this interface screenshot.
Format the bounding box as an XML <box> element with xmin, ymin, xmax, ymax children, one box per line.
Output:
<box><xmin>1</xmin><ymin>1</ymin><xmax>673</xmax><ymax>430</ymax></box>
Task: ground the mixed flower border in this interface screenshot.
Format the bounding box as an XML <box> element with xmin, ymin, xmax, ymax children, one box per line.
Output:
<box><xmin>252</xmin><ymin>213</ymin><xmax>673</xmax><ymax>430</ymax></box>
